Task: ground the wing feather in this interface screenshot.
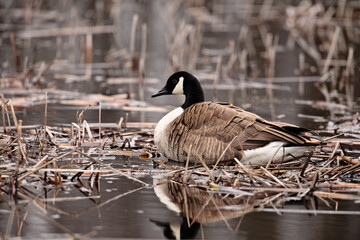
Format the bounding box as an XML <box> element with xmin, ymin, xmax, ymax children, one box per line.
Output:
<box><xmin>167</xmin><ymin>102</ymin><xmax>316</xmax><ymax>163</ymax></box>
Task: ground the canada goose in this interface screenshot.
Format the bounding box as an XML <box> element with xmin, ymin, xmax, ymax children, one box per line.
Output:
<box><xmin>152</xmin><ymin>71</ymin><xmax>320</xmax><ymax>165</ymax></box>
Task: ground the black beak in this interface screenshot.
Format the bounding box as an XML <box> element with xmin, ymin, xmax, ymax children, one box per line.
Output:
<box><xmin>151</xmin><ymin>87</ymin><xmax>171</xmax><ymax>98</ymax></box>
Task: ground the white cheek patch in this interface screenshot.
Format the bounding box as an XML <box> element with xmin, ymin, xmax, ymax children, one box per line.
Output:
<box><xmin>172</xmin><ymin>76</ymin><xmax>184</xmax><ymax>95</ymax></box>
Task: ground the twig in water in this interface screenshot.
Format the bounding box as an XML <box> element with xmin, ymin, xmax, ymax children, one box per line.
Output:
<box><xmin>183</xmin><ymin>144</ymin><xmax>193</xmax><ymax>184</ymax></box>
<box><xmin>16</xmin><ymin>205</ymin><xmax>76</xmax><ymax>238</ymax></box>
<box><xmin>44</xmin><ymin>92</ymin><xmax>48</xmax><ymax>148</ymax></box>
<box><xmin>98</xmin><ymin>102</ymin><xmax>102</xmax><ymax>143</ymax></box>
<box><xmin>211</xmin><ymin>197</ymin><xmax>233</xmax><ymax>232</ymax></box>
<box><xmin>75</xmin><ymin>149</ymin><xmax>148</xmax><ymax>186</ymax></box>
<box><xmin>117</xmin><ymin>117</ymin><xmax>124</xmax><ymax>133</ymax></box>
<box><xmin>73</xmin><ymin>186</ymin><xmax>146</xmax><ymax>218</ymax></box>
<box><xmin>76</xmin><ymin>105</ymin><xmax>90</xmax><ymax>125</ymax></box>
<box><xmin>212</xmin><ymin>136</ymin><xmax>237</xmax><ymax>170</ymax></box>
<box><xmin>18</xmin><ymin>150</ymin><xmax>75</xmax><ymax>182</ymax></box>
<box><xmin>8</xmin><ymin>100</ymin><xmax>18</xmax><ymax>131</ymax></box>
<box><xmin>182</xmin><ymin>187</ymin><xmax>191</xmax><ymax>228</ymax></box>
<box><xmin>260</xmin><ymin>166</ymin><xmax>287</xmax><ymax>188</ymax></box>
<box><xmin>190</xmin><ymin>194</ymin><xmax>214</xmax><ymax>226</ymax></box>
<box><xmin>195</xmin><ymin>152</ymin><xmax>215</xmax><ymax>182</ymax></box>
<box><xmin>83</xmin><ymin>120</ymin><xmax>94</xmax><ymax>142</ymax></box>
<box><xmin>5</xmin><ymin>205</ymin><xmax>16</xmax><ymax>239</ymax></box>
<box><xmin>300</xmin><ymin>151</ymin><xmax>312</xmax><ymax>177</ymax></box>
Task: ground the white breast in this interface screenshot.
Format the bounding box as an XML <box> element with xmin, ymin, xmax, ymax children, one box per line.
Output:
<box><xmin>154</xmin><ymin>107</ymin><xmax>184</xmax><ymax>157</ymax></box>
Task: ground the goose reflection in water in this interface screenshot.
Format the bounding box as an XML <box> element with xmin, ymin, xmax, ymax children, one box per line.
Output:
<box><xmin>151</xmin><ymin>177</ymin><xmax>258</xmax><ymax>239</ymax></box>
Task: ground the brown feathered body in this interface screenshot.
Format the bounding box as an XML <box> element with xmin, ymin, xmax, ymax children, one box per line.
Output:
<box><xmin>154</xmin><ymin>102</ymin><xmax>317</xmax><ymax>165</ymax></box>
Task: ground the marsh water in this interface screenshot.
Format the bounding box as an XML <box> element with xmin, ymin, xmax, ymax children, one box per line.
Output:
<box><xmin>1</xmin><ymin>1</ymin><xmax>360</xmax><ymax>239</ymax></box>
<box><xmin>2</xmin><ymin>173</ymin><xmax>359</xmax><ymax>240</ymax></box>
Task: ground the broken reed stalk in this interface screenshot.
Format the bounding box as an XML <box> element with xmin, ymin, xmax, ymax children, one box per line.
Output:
<box><xmin>138</xmin><ymin>23</ymin><xmax>147</xmax><ymax>102</ymax></box>
<box><xmin>183</xmin><ymin>144</ymin><xmax>193</xmax><ymax>184</ymax></box>
<box><xmin>89</xmin><ymin>186</ymin><xmax>145</xmax><ymax>215</ymax></box>
<box><xmin>5</xmin><ymin>205</ymin><xmax>16</xmax><ymax>239</ymax></box>
<box><xmin>234</xmin><ymin>212</ymin><xmax>246</xmax><ymax>232</ymax></box>
<box><xmin>211</xmin><ymin>197</ymin><xmax>233</xmax><ymax>231</ymax></box>
<box><xmin>344</xmin><ymin>47</ymin><xmax>354</xmax><ymax>108</ymax></box>
<box><xmin>98</xmin><ymin>102</ymin><xmax>102</xmax><ymax>143</ymax></box>
<box><xmin>189</xmin><ymin>22</ymin><xmax>202</xmax><ymax>70</ymax></box>
<box><xmin>8</xmin><ymin>100</ymin><xmax>27</xmax><ymax>162</ymax></box>
<box><xmin>12</xmin><ymin>195</ymin><xmax>100</xmax><ymax>205</ymax></box>
<box><xmin>239</xmin><ymin>49</ymin><xmax>248</xmax><ymax>100</ymax></box>
<box><xmin>71</xmin><ymin>122</ymin><xmax>81</xmax><ymax>146</ymax></box>
<box><xmin>259</xmin><ymin>0</ymin><xmax>274</xmax><ymax>19</ymax></box>
<box><xmin>300</xmin><ymin>152</ymin><xmax>312</xmax><ymax>177</ymax></box>
<box><xmin>322</xmin><ymin>26</ymin><xmax>341</xmax><ymax>75</ymax></box>
<box><xmin>18</xmin><ymin>25</ymin><xmax>115</xmax><ymax>39</ymax></box>
<box><xmin>213</xmin><ymin>56</ymin><xmax>222</xmax><ymax>102</ymax></box>
<box><xmin>124</xmin><ymin>113</ymin><xmax>128</xmax><ymax>130</ymax></box>
<box><xmin>224</xmin><ymin>40</ymin><xmax>237</xmax><ymax>75</ymax></box>
<box><xmin>76</xmin><ymin>105</ymin><xmax>90</xmax><ymax>125</ymax></box>
<box><xmin>43</xmin><ymin>92</ymin><xmax>48</xmax><ymax>148</ymax></box>
<box><xmin>17</xmin><ymin>211</ymin><xmax>28</xmax><ymax>236</ymax></box>
<box><xmin>74</xmin><ymin>149</ymin><xmax>147</xmax><ymax>186</ymax></box>
<box><xmin>266</xmin><ymin>33</ymin><xmax>278</xmax><ymax>120</ymax></box>
<box><xmin>265</xmin><ymin>144</ymin><xmax>284</xmax><ymax>169</ymax></box>
<box><xmin>336</xmin><ymin>0</ymin><xmax>347</xmax><ymax>18</ymax></box>
<box><xmin>9</xmin><ymin>32</ymin><xmax>20</xmax><ymax>72</ymax></box>
<box><xmin>212</xmin><ymin>136</ymin><xmax>238</xmax><ymax>170</ymax></box>
<box><xmin>299</xmin><ymin>52</ymin><xmax>305</xmax><ymax>96</ymax></box>
<box><xmin>70</xmin><ymin>124</ymin><xmax>75</xmax><ymax>146</ymax></box>
<box><xmin>17</xmin><ymin>120</ymin><xmax>27</xmax><ymax>163</ymax></box>
<box><xmin>8</xmin><ymin>100</ymin><xmax>18</xmax><ymax>130</ymax></box>
<box><xmin>130</xmin><ymin>14</ymin><xmax>139</xmax><ymax>67</ymax></box>
<box><xmin>83</xmin><ymin>120</ymin><xmax>94</xmax><ymax>142</ymax></box>
<box><xmin>260</xmin><ymin>166</ymin><xmax>287</xmax><ymax>188</ymax></box>
<box><xmin>182</xmin><ymin>187</ymin><xmax>191</xmax><ymax>228</ymax></box>
<box><xmin>195</xmin><ymin>152</ymin><xmax>215</xmax><ymax>182</ymax></box>
<box><xmin>23</xmin><ymin>56</ymin><xmax>28</xmax><ymax>73</ymax></box>
<box><xmin>1</xmin><ymin>94</ymin><xmax>7</xmax><ymax>133</ymax></box>
<box><xmin>34</xmin><ymin>62</ymin><xmax>46</xmax><ymax>86</ymax></box>
<box><xmin>34</xmin><ymin>59</ymin><xmax>54</xmax><ymax>86</ymax></box>
<box><xmin>85</xmin><ymin>33</ymin><xmax>93</xmax><ymax>80</ymax></box>
<box><xmin>18</xmin><ymin>150</ymin><xmax>75</xmax><ymax>182</ymax></box>
<box><xmin>16</xmin><ymin>205</ymin><xmax>76</xmax><ymax>238</ymax></box>
<box><xmin>117</xmin><ymin>117</ymin><xmax>123</xmax><ymax>131</ymax></box>
<box><xmin>189</xmin><ymin>194</ymin><xmax>213</xmax><ymax>226</ymax></box>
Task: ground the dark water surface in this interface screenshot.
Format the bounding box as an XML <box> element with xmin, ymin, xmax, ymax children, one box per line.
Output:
<box><xmin>1</xmin><ymin>1</ymin><xmax>360</xmax><ymax>239</ymax></box>
<box><xmin>1</xmin><ymin>171</ymin><xmax>359</xmax><ymax>240</ymax></box>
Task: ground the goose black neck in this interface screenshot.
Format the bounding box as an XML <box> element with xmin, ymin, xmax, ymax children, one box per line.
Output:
<box><xmin>181</xmin><ymin>85</ymin><xmax>204</xmax><ymax>109</ymax></box>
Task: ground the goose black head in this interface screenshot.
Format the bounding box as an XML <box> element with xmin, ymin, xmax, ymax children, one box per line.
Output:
<box><xmin>152</xmin><ymin>71</ymin><xmax>205</xmax><ymax>109</ymax></box>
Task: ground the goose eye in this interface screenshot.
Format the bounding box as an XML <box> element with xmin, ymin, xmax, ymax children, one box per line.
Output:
<box><xmin>172</xmin><ymin>79</ymin><xmax>178</xmax><ymax>84</ymax></box>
